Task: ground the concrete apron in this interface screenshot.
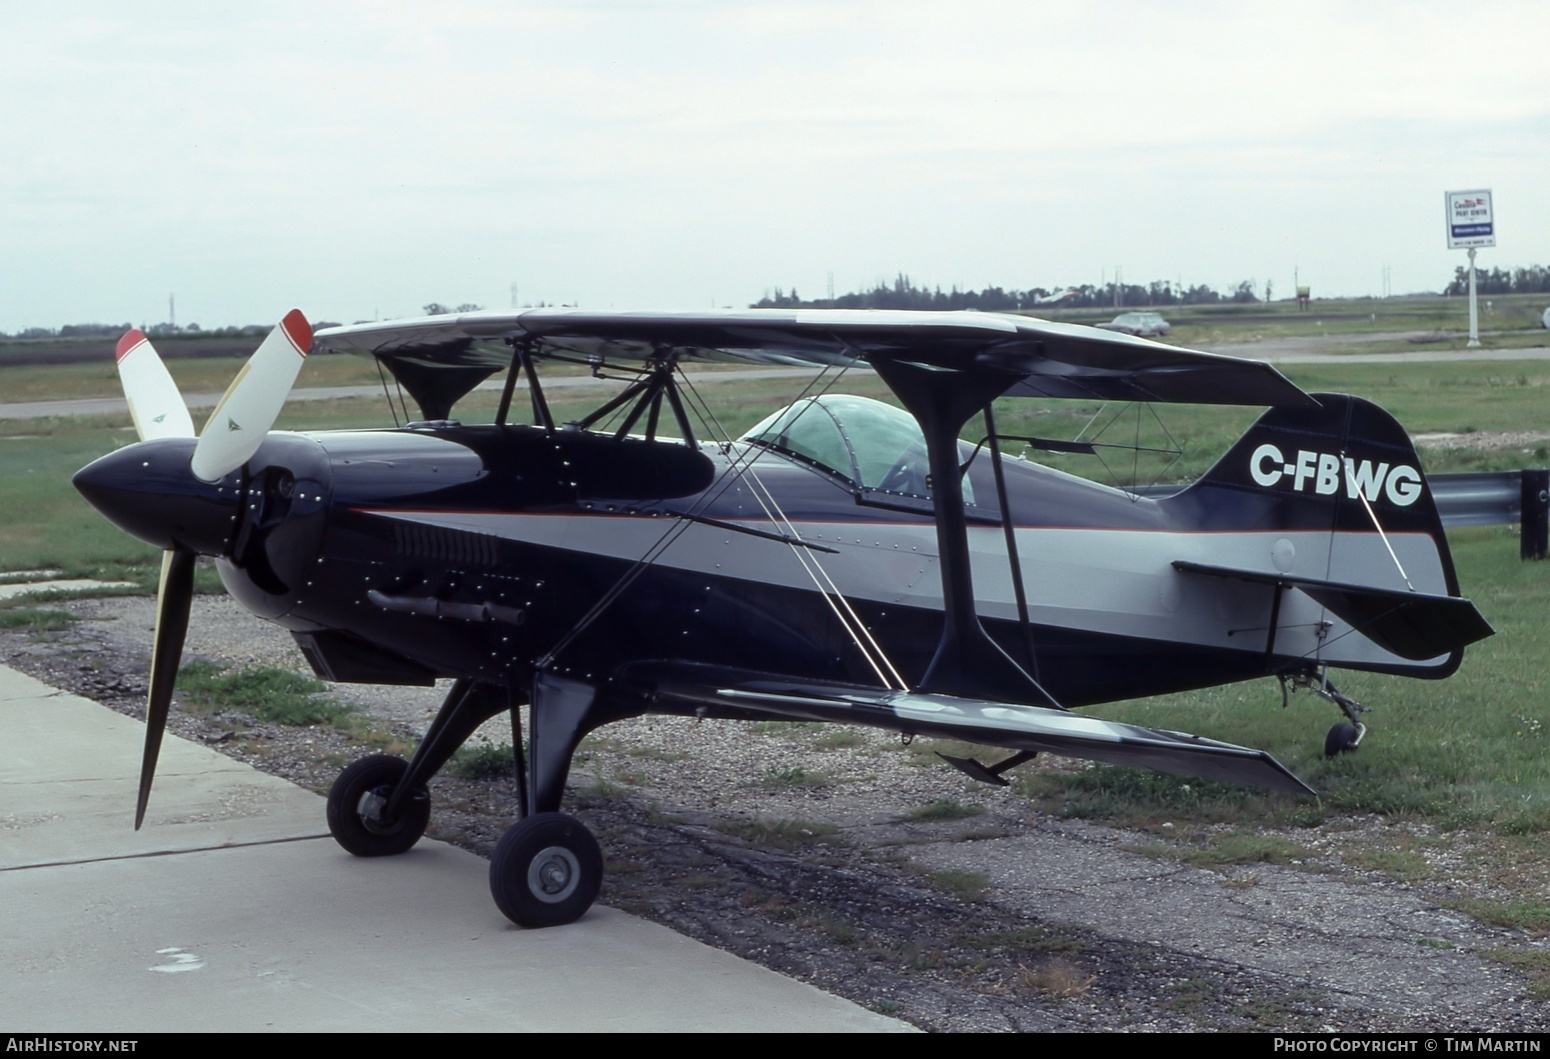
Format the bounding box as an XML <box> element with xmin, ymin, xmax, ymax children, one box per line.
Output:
<box><xmin>0</xmin><ymin>665</ymin><xmax>908</xmax><ymax>1033</ymax></box>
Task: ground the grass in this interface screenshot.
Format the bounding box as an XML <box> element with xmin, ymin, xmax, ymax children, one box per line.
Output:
<box><xmin>927</xmin><ymin>868</ymin><xmax>989</xmax><ymax>902</ymax></box>
<box><xmin>448</xmin><ymin>741</ymin><xmax>518</xmax><ymax>780</ymax></box>
<box><xmin>1480</xmin><ymin>948</ymin><xmax>1550</xmax><ymax>1000</ymax></box>
<box><xmin>1127</xmin><ymin>831</ymin><xmax>1313</xmax><ymax>870</ymax></box>
<box><xmin>1016</xmin><ymin>958</ymin><xmax>1094</xmax><ymax>998</ymax></box>
<box><xmin>762</xmin><ymin>765</ymin><xmax>831</xmax><ymax>789</ymax></box>
<box><xmin>813</xmin><ymin>728</ymin><xmax>867</xmax><ymax>749</ymax></box>
<box><xmin>964</xmin><ymin>924</ymin><xmax>1089</xmax><ymax>956</ymax></box>
<box><xmin>176</xmin><ymin>660</ymin><xmax>352</xmax><ymax>727</ymax></box>
<box><xmin>0</xmin><ymin>607</ymin><xmax>75</xmax><ymax>632</ymax></box>
<box><xmin>718</xmin><ymin>817</ymin><xmax>843</xmax><ymax>850</ymax></box>
<box><xmin>1343</xmin><ymin>847</ymin><xmax>1436</xmax><ymax>883</ymax></box>
<box><xmin>1446</xmin><ymin>899</ymin><xmax>1550</xmax><ymax>936</ymax></box>
<box><xmin>906</xmin><ymin>799</ymin><xmax>985</xmax><ymax>822</ymax></box>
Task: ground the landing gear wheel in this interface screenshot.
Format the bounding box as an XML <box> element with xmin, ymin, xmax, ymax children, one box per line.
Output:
<box><xmin>326</xmin><ymin>754</ymin><xmax>430</xmax><ymax>856</ymax></box>
<box><xmin>1324</xmin><ymin>722</ymin><xmax>1361</xmax><ymax>757</ymax></box>
<box><xmin>490</xmin><ymin>812</ymin><xmax>602</xmax><ymax>928</ymax></box>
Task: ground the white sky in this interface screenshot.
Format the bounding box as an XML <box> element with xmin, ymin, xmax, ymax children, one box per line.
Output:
<box><xmin>3</xmin><ymin>0</ymin><xmax>1546</xmax><ymax>332</ymax></box>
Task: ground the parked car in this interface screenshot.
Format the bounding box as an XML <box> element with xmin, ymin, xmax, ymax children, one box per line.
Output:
<box><xmin>1096</xmin><ymin>311</ymin><xmax>1170</xmax><ymax>337</ymax></box>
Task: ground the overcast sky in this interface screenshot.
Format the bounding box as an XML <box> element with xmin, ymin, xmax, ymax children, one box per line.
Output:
<box><xmin>3</xmin><ymin>1</ymin><xmax>1545</xmax><ymax>332</ymax></box>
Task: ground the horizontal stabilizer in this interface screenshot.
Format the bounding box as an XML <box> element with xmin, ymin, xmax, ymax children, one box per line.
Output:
<box><xmin>1173</xmin><ymin>561</ymin><xmax>1494</xmax><ymax>660</ymax></box>
<box><xmin>626</xmin><ymin>663</ymin><xmax>1314</xmax><ymax>795</ymax></box>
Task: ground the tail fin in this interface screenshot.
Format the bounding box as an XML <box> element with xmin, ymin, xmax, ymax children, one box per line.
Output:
<box><xmin>1169</xmin><ymin>393</ymin><xmax>1488</xmax><ymax>675</ymax></box>
<box><xmin>1186</xmin><ymin>393</ymin><xmax>1446</xmax><ymax>549</ymax></box>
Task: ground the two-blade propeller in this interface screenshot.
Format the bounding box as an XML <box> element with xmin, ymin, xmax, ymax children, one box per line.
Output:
<box><xmin>110</xmin><ymin>311</ymin><xmax>312</xmax><ymax>827</ymax></box>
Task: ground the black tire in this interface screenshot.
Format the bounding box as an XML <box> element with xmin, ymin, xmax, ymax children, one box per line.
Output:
<box><xmin>1324</xmin><ymin>722</ymin><xmax>1360</xmax><ymax>758</ymax></box>
<box><xmin>326</xmin><ymin>754</ymin><xmax>430</xmax><ymax>856</ymax></box>
<box><xmin>489</xmin><ymin>813</ymin><xmax>602</xmax><ymax>928</ymax></box>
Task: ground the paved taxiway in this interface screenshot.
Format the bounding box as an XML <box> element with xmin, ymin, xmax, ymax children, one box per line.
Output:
<box><xmin>0</xmin><ymin>663</ymin><xmax>909</xmax><ymax>1032</ymax></box>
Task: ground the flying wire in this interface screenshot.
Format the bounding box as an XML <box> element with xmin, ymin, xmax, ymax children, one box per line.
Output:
<box><xmin>675</xmin><ymin>367</ymin><xmax>907</xmax><ymax>689</ymax></box>
<box><xmin>536</xmin><ymin>354</ymin><xmax>906</xmax><ymax>686</ymax></box>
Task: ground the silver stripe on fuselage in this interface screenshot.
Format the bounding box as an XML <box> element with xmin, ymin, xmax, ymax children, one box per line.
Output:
<box><xmin>359</xmin><ymin>506</ymin><xmax>1453</xmax><ymax>671</ymax></box>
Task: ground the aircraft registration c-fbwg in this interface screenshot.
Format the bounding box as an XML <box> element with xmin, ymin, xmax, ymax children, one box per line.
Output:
<box><xmin>75</xmin><ymin>308</ymin><xmax>1493</xmax><ymax>928</ymax></box>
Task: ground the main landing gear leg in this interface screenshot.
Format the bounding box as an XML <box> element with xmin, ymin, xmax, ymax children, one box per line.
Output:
<box><xmin>489</xmin><ymin>673</ymin><xmax>639</xmax><ymax>928</ymax></box>
<box><xmin>326</xmin><ymin>678</ymin><xmax>511</xmax><ymax>856</ymax></box>
<box><xmin>1280</xmin><ymin>671</ymin><xmax>1368</xmax><ymax>757</ymax></box>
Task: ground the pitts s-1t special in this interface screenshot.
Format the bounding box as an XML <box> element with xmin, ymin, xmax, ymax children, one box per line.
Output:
<box><xmin>75</xmin><ymin>308</ymin><xmax>1492</xmax><ymax>927</ymax></box>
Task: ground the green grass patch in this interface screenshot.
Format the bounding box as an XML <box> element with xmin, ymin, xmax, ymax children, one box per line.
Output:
<box><xmin>0</xmin><ymin>607</ymin><xmax>75</xmax><ymax>632</ymax></box>
<box><xmin>1448</xmin><ymin>899</ymin><xmax>1550</xmax><ymax>936</ymax></box>
<box><xmin>448</xmin><ymin>741</ymin><xmax>518</xmax><ymax>780</ymax></box>
<box><xmin>813</xmin><ymin>728</ymin><xmax>866</xmax><ymax>749</ymax></box>
<box><xmin>1126</xmin><ymin>831</ymin><xmax>1313</xmax><ymax>870</ymax></box>
<box><xmin>1343</xmin><ymin>847</ymin><xmax>1435</xmax><ymax>883</ymax></box>
<box><xmin>906</xmin><ymin>799</ymin><xmax>985</xmax><ymax>822</ymax></box>
<box><xmin>176</xmin><ymin>661</ymin><xmax>350</xmax><ymax>727</ymax></box>
<box><xmin>964</xmin><ymin>924</ymin><xmax>1088</xmax><ymax>955</ymax></box>
<box><xmin>1185</xmin><ymin>832</ymin><xmax>1312</xmax><ymax>868</ymax></box>
<box><xmin>1481</xmin><ymin>948</ymin><xmax>1550</xmax><ymax>1000</ymax></box>
<box><xmin>927</xmin><ymin>868</ymin><xmax>990</xmax><ymax>902</ymax></box>
<box><xmin>719</xmin><ymin>817</ymin><xmax>843</xmax><ymax>850</ymax></box>
<box><xmin>762</xmin><ymin>765</ymin><xmax>831</xmax><ymax>789</ymax></box>
<box><xmin>751</xmin><ymin>720</ymin><xmax>824</xmax><ymax>735</ymax></box>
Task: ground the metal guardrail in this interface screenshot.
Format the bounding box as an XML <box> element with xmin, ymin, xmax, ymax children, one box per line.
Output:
<box><xmin>1418</xmin><ymin>469</ymin><xmax>1550</xmax><ymax>558</ymax></box>
<box><xmin>1430</xmin><ymin>471</ymin><xmax>1525</xmax><ymax>527</ymax></box>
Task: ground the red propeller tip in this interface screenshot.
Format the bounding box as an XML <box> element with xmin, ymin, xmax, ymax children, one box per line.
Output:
<box><xmin>281</xmin><ymin>309</ymin><xmax>312</xmax><ymax>357</ymax></box>
<box><xmin>115</xmin><ymin>329</ymin><xmax>148</xmax><ymax>363</ymax></box>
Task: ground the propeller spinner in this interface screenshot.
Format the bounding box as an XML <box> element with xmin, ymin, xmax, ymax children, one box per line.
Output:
<box><xmin>74</xmin><ymin>312</ymin><xmax>312</xmax><ymax>827</ymax></box>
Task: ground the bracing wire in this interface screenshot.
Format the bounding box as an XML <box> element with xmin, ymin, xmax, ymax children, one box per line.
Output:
<box><xmin>537</xmin><ymin>356</ymin><xmax>907</xmax><ymax>686</ymax></box>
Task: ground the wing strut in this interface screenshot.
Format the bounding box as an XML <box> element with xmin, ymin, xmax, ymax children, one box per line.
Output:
<box><xmin>872</xmin><ymin>359</ymin><xmax>1057</xmax><ymax>706</ymax></box>
<box><xmin>982</xmin><ymin>403</ymin><xmax>1040</xmax><ymax>679</ymax></box>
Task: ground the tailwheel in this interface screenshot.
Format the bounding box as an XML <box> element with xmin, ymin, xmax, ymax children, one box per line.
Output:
<box><xmin>1281</xmin><ymin>671</ymin><xmax>1368</xmax><ymax>759</ymax></box>
<box><xmin>1324</xmin><ymin>722</ymin><xmax>1363</xmax><ymax>757</ymax></box>
<box><xmin>326</xmin><ymin>754</ymin><xmax>431</xmax><ymax>856</ymax></box>
<box><xmin>490</xmin><ymin>813</ymin><xmax>602</xmax><ymax>928</ymax></box>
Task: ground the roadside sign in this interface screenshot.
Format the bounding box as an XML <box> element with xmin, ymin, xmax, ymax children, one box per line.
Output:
<box><xmin>1445</xmin><ymin>189</ymin><xmax>1495</xmax><ymax>249</ymax></box>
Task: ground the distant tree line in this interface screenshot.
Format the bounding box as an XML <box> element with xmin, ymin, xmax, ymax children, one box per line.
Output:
<box><xmin>1444</xmin><ymin>264</ymin><xmax>1550</xmax><ymax>296</ymax></box>
<box><xmin>14</xmin><ymin>266</ymin><xmax>1545</xmax><ymax>340</ymax></box>
<box><xmin>1</xmin><ymin>321</ymin><xmax>282</xmax><ymax>341</ymax></box>
<box><xmin>751</xmin><ymin>273</ymin><xmax>1262</xmax><ymax>311</ymax></box>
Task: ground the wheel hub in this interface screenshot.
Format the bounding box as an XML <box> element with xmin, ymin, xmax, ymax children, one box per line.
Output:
<box><xmin>528</xmin><ymin>846</ymin><xmax>581</xmax><ymax>903</ymax></box>
<box><xmin>357</xmin><ymin>786</ymin><xmax>394</xmax><ymax>835</ymax></box>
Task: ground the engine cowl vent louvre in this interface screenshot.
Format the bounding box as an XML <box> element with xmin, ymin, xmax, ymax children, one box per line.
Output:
<box><xmin>393</xmin><ymin>521</ymin><xmax>498</xmax><ymax>567</ymax></box>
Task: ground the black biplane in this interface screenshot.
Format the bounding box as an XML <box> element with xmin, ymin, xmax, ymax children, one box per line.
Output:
<box><xmin>74</xmin><ymin>308</ymin><xmax>1492</xmax><ymax>927</ymax></box>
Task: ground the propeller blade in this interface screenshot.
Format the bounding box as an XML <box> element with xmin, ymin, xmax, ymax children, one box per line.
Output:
<box><xmin>190</xmin><ymin>309</ymin><xmax>312</xmax><ymax>482</ymax></box>
<box><xmin>115</xmin><ymin>329</ymin><xmax>194</xmax><ymax>441</ymax></box>
<box><xmin>137</xmin><ymin>547</ymin><xmax>196</xmax><ymax>829</ymax></box>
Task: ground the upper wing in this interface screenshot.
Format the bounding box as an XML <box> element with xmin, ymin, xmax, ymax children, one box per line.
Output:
<box><xmin>313</xmin><ymin>309</ymin><xmax>1315</xmax><ymax>419</ymax></box>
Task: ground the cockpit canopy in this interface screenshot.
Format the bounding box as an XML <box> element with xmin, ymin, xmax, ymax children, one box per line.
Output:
<box><xmin>741</xmin><ymin>394</ymin><xmax>974</xmax><ymax>504</ymax></box>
